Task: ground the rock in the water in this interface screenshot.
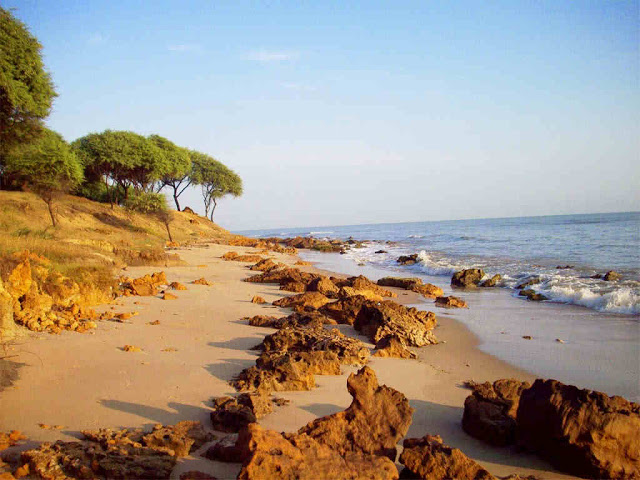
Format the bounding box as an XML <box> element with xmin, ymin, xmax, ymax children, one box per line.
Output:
<box><xmin>298</xmin><ymin>366</ymin><xmax>414</xmax><ymax>460</ymax></box>
<box><xmin>397</xmin><ymin>254</ymin><xmax>419</xmax><ymax>265</ymax></box>
<box><xmin>272</xmin><ymin>291</ymin><xmax>331</xmax><ymax>310</ymax></box>
<box><xmin>518</xmin><ymin>289</ymin><xmax>548</xmax><ymax>301</ymax></box>
<box><xmin>451</xmin><ymin>269</ymin><xmax>485</xmax><ymax>288</ymax></box>
<box><xmin>399</xmin><ymin>434</ymin><xmax>496</xmax><ymax>480</ymax></box>
<box><xmin>237</xmin><ymin>424</ymin><xmax>398</xmax><ymax>480</ymax></box>
<box><xmin>373</xmin><ymin>336</ymin><xmax>417</xmax><ymax>359</ymax></box>
<box><xmin>603</xmin><ymin>270</ymin><xmax>621</xmax><ymax>281</ymax></box>
<box><xmin>462</xmin><ymin>379</ymin><xmax>530</xmax><ymax>446</ymax></box>
<box><xmin>210</xmin><ymin>392</ymin><xmax>272</xmax><ymax>432</ymax></box>
<box><xmin>435</xmin><ymin>296</ymin><xmax>468</xmax><ymax>309</ymax></box>
<box><xmin>354</xmin><ymin>301</ymin><xmax>437</xmax><ymax>347</ymax></box>
<box><xmin>515</xmin><ymin>277</ymin><xmax>541</xmax><ymax>290</ymax></box>
<box><xmin>479</xmin><ymin>274</ymin><xmax>502</xmax><ymax>287</ymax></box>
<box><xmin>516</xmin><ymin>378</ymin><xmax>640</xmax><ymax>479</ymax></box>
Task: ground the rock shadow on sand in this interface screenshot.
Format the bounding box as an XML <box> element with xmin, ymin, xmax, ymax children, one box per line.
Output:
<box><xmin>208</xmin><ymin>337</ymin><xmax>263</xmax><ymax>351</ymax></box>
<box><xmin>97</xmin><ymin>399</ymin><xmax>211</xmax><ymax>428</ymax></box>
<box><xmin>205</xmin><ymin>357</ymin><xmax>257</xmax><ymax>382</ymax></box>
<box><xmin>299</xmin><ymin>402</ymin><xmax>345</xmax><ymax>418</ymax></box>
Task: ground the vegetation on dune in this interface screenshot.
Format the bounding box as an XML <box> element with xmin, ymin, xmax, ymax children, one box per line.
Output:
<box><xmin>191</xmin><ymin>150</ymin><xmax>243</xmax><ymax>221</ymax></box>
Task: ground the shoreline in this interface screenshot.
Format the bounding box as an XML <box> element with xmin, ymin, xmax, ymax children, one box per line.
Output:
<box><xmin>0</xmin><ymin>243</ymin><xmax>589</xmax><ymax>478</ymax></box>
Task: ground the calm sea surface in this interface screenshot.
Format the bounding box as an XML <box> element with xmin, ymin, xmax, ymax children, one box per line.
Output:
<box><xmin>239</xmin><ymin>212</ymin><xmax>640</xmax><ymax>315</ymax></box>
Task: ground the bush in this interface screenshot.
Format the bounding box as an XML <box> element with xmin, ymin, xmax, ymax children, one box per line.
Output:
<box><xmin>123</xmin><ymin>192</ymin><xmax>167</xmax><ymax>214</ymax></box>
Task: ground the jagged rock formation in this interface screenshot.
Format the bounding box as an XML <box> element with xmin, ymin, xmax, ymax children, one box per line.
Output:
<box><xmin>451</xmin><ymin>269</ymin><xmax>485</xmax><ymax>288</ymax></box>
<box><xmin>377</xmin><ymin>277</ymin><xmax>444</xmax><ymax>298</ymax></box>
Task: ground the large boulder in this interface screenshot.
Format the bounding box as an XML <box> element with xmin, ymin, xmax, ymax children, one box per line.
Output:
<box><xmin>249</xmin><ymin>258</ymin><xmax>279</xmax><ymax>272</ymax></box>
<box><xmin>462</xmin><ymin>379</ymin><xmax>530</xmax><ymax>446</ymax></box>
<box><xmin>516</xmin><ymin>379</ymin><xmax>640</xmax><ymax>479</ymax></box>
<box><xmin>451</xmin><ymin>269</ymin><xmax>485</xmax><ymax>288</ymax></box>
<box><xmin>434</xmin><ymin>296</ymin><xmax>468</xmax><ymax>309</ymax></box>
<box><xmin>399</xmin><ymin>434</ymin><xmax>496</xmax><ymax>480</ymax></box>
<box><xmin>237</xmin><ymin>423</ymin><xmax>398</xmax><ymax>480</ymax></box>
<box><xmin>297</xmin><ymin>366</ymin><xmax>414</xmax><ymax>460</ymax></box>
<box><xmin>373</xmin><ymin>335</ymin><xmax>417</xmax><ymax>359</ymax></box>
<box><xmin>338</xmin><ymin>286</ymin><xmax>384</xmax><ymax>302</ymax></box>
<box><xmin>479</xmin><ymin>274</ymin><xmax>502</xmax><ymax>287</ymax></box>
<box><xmin>272</xmin><ymin>291</ymin><xmax>331</xmax><ymax>310</ymax></box>
<box><xmin>246</xmin><ymin>311</ymin><xmax>336</xmax><ymax>329</ymax></box>
<box><xmin>397</xmin><ymin>254</ymin><xmax>419</xmax><ymax>265</ymax></box>
<box><xmin>245</xmin><ymin>267</ymin><xmax>318</xmax><ymax>286</ymax></box>
<box><xmin>319</xmin><ymin>295</ymin><xmax>370</xmax><ymax>325</ymax></box>
<box><xmin>354</xmin><ymin>301</ymin><xmax>438</xmax><ymax>347</ymax></box>
<box><xmin>210</xmin><ymin>392</ymin><xmax>272</xmax><ymax>432</ymax></box>
<box><xmin>336</xmin><ymin>275</ymin><xmax>396</xmax><ymax>298</ymax></box>
<box><xmin>307</xmin><ymin>276</ymin><xmax>340</xmax><ymax>298</ymax></box>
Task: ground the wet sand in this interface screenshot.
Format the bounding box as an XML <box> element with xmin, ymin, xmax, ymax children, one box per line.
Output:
<box><xmin>0</xmin><ymin>243</ymin><xmax>577</xmax><ymax>479</ymax></box>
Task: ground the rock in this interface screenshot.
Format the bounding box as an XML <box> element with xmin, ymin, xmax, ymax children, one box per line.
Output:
<box><xmin>555</xmin><ymin>265</ymin><xmax>573</xmax><ymax>270</ymax></box>
<box><xmin>397</xmin><ymin>254</ymin><xmax>419</xmax><ymax>265</ymax></box>
<box><xmin>375</xmin><ymin>250</ymin><xmax>388</xmax><ymax>254</ymax></box>
<box><xmin>210</xmin><ymin>392</ymin><xmax>273</xmax><ymax>432</ymax></box>
<box><xmin>319</xmin><ymin>295</ymin><xmax>370</xmax><ymax>325</ymax></box>
<box><xmin>451</xmin><ymin>269</ymin><xmax>485</xmax><ymax>288</ymax></box>
<box><xmin>462</xmin><ymin>379</ymin><xmax>531</xmax><ymax>446</ymax></box>
<box><xmin>141</xmin><ymin>421</ymin><xmax>213</xmax><ymax>457</ymax></box>
<box><xmin>204</xmin><ymin>433</ymin><xmax>248</xmax><ymax>463</ymax></box>
<box><xmin>221</xmin><ymin>251</ymin><xmax>239</xmax><ymax>260</ymax></box>
<box><xmin>522</xmin><ymin>335</ymin><xmax>532</xmax><ymax>340</ymax></box>
<box><xmin>122</xmin><ymin>272</ymin><xmax>170</xmax><ymax>296</ymax></box>
<box><xmin>249</xmin><ymin>258</ymin><xmax>278</xmax><ymax>272</ymax></box>
<box><xmin>518</xmin><ymin>289</ymin><xmax>548</xmax><ymax>301</ymax></box>
<box><xmin>169</xmin><ymin>282</ymin><xmax>187</xmax><ymax>290</ymax></box>
<box><xmin>373</xmin><ymin>336</ymin><xmax>417</xmax><ymax>359</ymax></box>
<box><xmin>123</xmin><ymin>345</ymin><xmax>142</xmax><ymax>352</ymax></box>
<box><xmin>377</xmin><ymin>277</ymin><xmax>443</xmax><ymax>298</ymax></box>
<box><xmin>0</xmin><ymin>431</ymin><xmax>26</xmax><ymax>451</ymax></box>
<box><xmin>339</xmin><ymin>286</ymin><xmax>384</xmax><ymax>302</ymax></box>
<box><xmin>294</xmin><ymin>260</ymin><xmax>311</xmax><ymax>266</ymax></box>
<box><xmin>162</xmin><ymin>292</ymin><xmax>178</xmax><ymax>300</ymax></box>
<box><xmin>6</xmin><ymin>260</ymin><xmax>32</xmax><ymax>299</ymax></box>
<box><xmin>237</xmin><ymin>424</ymin><xmax>398</xmax><ymax>480</ymax></box>
<box><xmin>273</xmin><ymin>291</ymin><xmax>331</xmax><ymax>310</ymax></box>
<box><xmin>231</xmin><ymin>350</ymin><xmax>340</xmax><ymax>393</ymax></box>
<box><xmin>354</xmin><ymin>301</ymin><xmax>438</xmax><ymax>347</ymax></box>
<box><xmin>255</xmin><ymin>326</ymin><xmax>370</xmax><ymax>366</ymax></box>
<box><xmin>603</xmin><ymin>270</ymin><xmax>621</xmax><ymax>281</ymax></box>
<box><xmin>280</xmin><ymin>281</ymin><xmax>307</xmax><ymax>293</ymax></box>
<box><xmin>435</xmin><ymin>296</ymin><xmax>468</xmax><ymax>308</ymax></box>
<box><xmin>192</xmin><ymin>277</ymin><xmax>213</xmax><ymax>286</ymax></box>
<box><xmin>516</xmin><ymin>378</ymin><xmax>640</xmax><ymax>479</ymax></box>
<box><xmin>245</xmin><ymin>267</ymin><xmax>318</xmax><ymax>287</ymax></box>
<box><xmin>515</xmin><ymin>277</ymin><xmax>541</xmax><ymax>289</ymax></box>
<box><xmin>298</xmin><ymin>366</ymin><xmax>413</xmax><ymax>460</ymax></box>
<box><xmin>251</xmin><ymin>296</ymin><xmax>266</xmax><ymax>304</ymax></box>
<box><xmin>247</xmin><ymin>311</ymin><xmax>336</xmax><ymax>329</ymax></box>
<box><xmin>182</xmin><ymin>206</ymin><xmax>196</xmax><ymax>214</ymax></box>
<box><xmin>336</xmin><ymin>275</ymin><xmax>396</xmax><ymax>298</ymax></box>
<box><xmin>307</xmin><ymin>276</ymin><xmax>340</xmax><ymax>298</ymax></box>
<box><xmin>180</xmin><ymin>471</ymin><xmax>217</xmax><ymax>480</ymax></box>
<box><xmin>0</xmin><ymin>278</ymin><xmax>16</xmax><ymax>340</ymax></box>
<box><xmin>479</xmin><ymin>274</ymin><xmax>502</xmax><ymax>287</ymax></box>
<box><xmin>399</xmin><ymin>434</ymin><xmax>496</xmax><ymax>480</ymax></box>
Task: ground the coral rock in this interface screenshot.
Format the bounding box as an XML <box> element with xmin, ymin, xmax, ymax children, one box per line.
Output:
<box><xmin>435</xmin><ymin>296</ymin><xmax>468</xmax><ymax>309</ymax></box>
<box><xmin>373</xmin><ymin>336</ymin><xmax>417</xmax><ymax>359</ymax></box>
<box><xmin>273</xmin><ymin>291</ymin><xmax>331</xmax><ymax>310</ymax></box>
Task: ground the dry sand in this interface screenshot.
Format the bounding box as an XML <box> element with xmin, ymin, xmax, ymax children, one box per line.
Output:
<box><xmin>0</xmin><ymin>243</ymin><xmax>576</xmax><ymax>479</ymax></box>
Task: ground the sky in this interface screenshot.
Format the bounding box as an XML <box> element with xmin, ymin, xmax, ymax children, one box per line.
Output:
<box><xmin>5</xmin><ymin>0</ymin><xmax>639</xmax><ymax>231</ymax></box>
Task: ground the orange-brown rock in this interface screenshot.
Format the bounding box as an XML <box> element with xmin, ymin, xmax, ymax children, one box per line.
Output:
<box><xmin>435</xmin><ymin>296</ymin><xmax>468</xmax><ymax>308</ymax></box>
<box><xmin>307</xmin><ymin>276</ymin><xmax>340</xmax><ymax>298</ymax></box>
<box><xmin>462</xmin><ymin>379</ymin><xmax>530</xmax><ymax>446</ymax></box>
<box><xmin>249</xmin><ymin>258</ymin><xmax>278</xmax><ymax>272</ymax></box>
<box><xmin>251</xmin><ymin>296</ymin><xmax>266</xmax><ymax>304</ymax></box>
<box><xmin>6</xmin><ymin>260</ymin><xmax>32</xmax><ymax>299</ymax></box>
<box><xmin>245</xmin><ymin>267</ymin><xmax>318</xmax><ymax>287</ymax></box>
<box><xmin>272</xmin><ymin>291</ymin><xmax>331</xmax><ymax>310</ymax></box>
<box><xmin>221</xmin><ymin>251</ymin><xmax>239</xmax><ymax>260</ymax></box>
<box><xmin>355</xmin><ymin>301</ymin><xmax>438</xmax><ymax>347</ymax></box>
<box><xmin>399</xmin><ymin>434</ymin><xmax>497</xmax><ymax>480</ymax></box>
<box><xmin>123</xmin><ymin>344</ymin><xmax>142</xmax><ymax>352</ymax></box>
<box><xmin>338</xmin><ymin>286</ymin><xmax>384</xmax><ymax>302</ymax></box>
<box><xmin>192</xmin><ymin>277</ymin><xmax>213</xmax><ymax>286</ymax></box>
<box><xmin>479</xmin><ymin>274</ymin><xmax>502</xmax><ymax>287</ymax></box>
<box><xmin>298</xmin><ymin>366</ymin><xmax>413</xmax><ymax>460</ymax></box>
<box><xmin>162</xmin><ymin>292</ymin><xmax>178</xmax><ymax>300</ymax></box>
<box><xmin>280</xmin><ymin>281</ymin><xmax>307</xmax><ymax>293</ymax></box>
<box><xmin>294</xmin><ymin>260</ymin><xmax>312</xmax><ymax>266</ymax></box>
<box><xmin>165</xmin><ymin>241</ymin><xmax>180</xmax><ymax>248</ymax></box>
<box><xmin>373</xmin><ymin>335</ymin><xmax>417</xmax><ymax>359</ymax></box>
<box><xmin>0</xmin><ymin>431</ymin><xmax>26</xmax><ymax>451</ymax></box>
<box><xmin>451</xmin><ymin>269</ymin><xmax>485</xmax><ymax>288</ymax></box>
<box><xmin>169</xmin><ymin>282</ymin><xmax>187</xmax><ymax>290</ymax></box>
<box><xmin>397</xmin><ymin>254</ymin><xmax>419</xmax><ymax>265</ymax></box>
<box><xmin>256</xmin><ymin>326</ymin><xmax>369</xmax><ymax>366</ymax></box>
<box><xmin>210</xmin><ymin>392</ymin><xmax>273</xmax><ymax>432</ymax></box>
<box><xmin>516</xmin><ymin>379</ymin><xmax>640</xmax><ymax>479</ymax></box>
<box><xmin>231</xmin><ymin>350</ymin><xmax>340</xmax><ymax>393</ymax></box>
<box><xmin>180</xmin><ymin>471</ymin><xmax>217</xmax><ymax>480</ymax></box>
<box><xmin>377</xmin><ymin>277</ymin><xmax>444</xmax><ymax>298</ymax></box>
<box><xmin>223</xmin><ymin>252</ymin><xmax>263</xmax><ymax>263</ymax></box>
<box><xmin>237</xmin><ymin>424</ymin><xmax>398</xmax><ymax>480</ymax></box>
<box><xmin>336</xmin><ymin>275</ymin><xmax>396</xmax><ymax>298</ymax></box>
<box><xmin>318</xmin><ymin>295</ymin><xmax>370</xmax><ymax>325</ymax></box>
<box><xmin>247</xmin><ymin>311</ymin><xmax>336</xmax><ymax>329</ymax></box>
<box><xmin>0</xmin><ymin>278</ymin><xmax>16</xmax><ymax>339</ymax></box>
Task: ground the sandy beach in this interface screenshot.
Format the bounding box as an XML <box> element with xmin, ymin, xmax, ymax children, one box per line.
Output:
<box><xmin>1</xmin><ymin>243</ymin><xmax>583</xmax><ymax>478</ymax></box>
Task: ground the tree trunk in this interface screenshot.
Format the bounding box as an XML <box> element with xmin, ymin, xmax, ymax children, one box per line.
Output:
<box><xmin>165</xmin><ymin>221</ymin><xmax>173</xmax><ymax>242</ymax></box>
<box><xmin>209</xmin><ymin>198</ymin><xmax>217</xmax><ymax>221</ymax></box>
<box><xmin>173</xmin><ymin>186</ymin><xmax>181</xmax><ymax>211</ymax></box>
<box><xmin>46</xmin><ymin>199</ymin><xmax>56</xmax><ymax>227</ymax></box>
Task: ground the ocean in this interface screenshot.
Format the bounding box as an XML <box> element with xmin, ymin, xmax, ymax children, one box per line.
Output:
<box><xmin>238</xmin><ymin>212</ymin><xmax>640</xmax><ymax>399</ymax></box>
<box><xmin>240</xmin><ymin>211</ymin><xmax>640</xmax><ymax>315</ymax></box>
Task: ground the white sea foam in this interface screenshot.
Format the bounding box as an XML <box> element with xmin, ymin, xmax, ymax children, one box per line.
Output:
<box><xmin>416</xmin><ymin>250</ymin><xmax>470</xmax><ymax>276</ymax></box>
<box><xmin>309</xmin><ymin>231</ymin><xmax>334</xmax><ymax>235</ymax></box>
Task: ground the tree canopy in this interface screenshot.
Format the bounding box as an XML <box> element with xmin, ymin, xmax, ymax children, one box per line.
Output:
<box><xmin>0</xmin><ymin>7</ymin><xmax>56</xmax><ymax>166</ymax></box>
<box><xmin>150</xmin><ymin>134</ymin><xmax>191</xmax><ymax>210</ymax></box>
<box><xmin>191</xmin><ymin>151</ymin><xmax>243</xmax><ymax>220</ymax></box>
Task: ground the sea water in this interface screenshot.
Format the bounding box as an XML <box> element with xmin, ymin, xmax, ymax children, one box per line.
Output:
<box><xmin>238</xmin><ymin>212</ymin><xmax>640</xmax><ymax>400</ymax></box>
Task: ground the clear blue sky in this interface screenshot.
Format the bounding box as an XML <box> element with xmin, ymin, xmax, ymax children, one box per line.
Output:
<box><xmin>6</xmin><ymin>0</ymin><xmax>639</xmax><ymax>231</ymax></box>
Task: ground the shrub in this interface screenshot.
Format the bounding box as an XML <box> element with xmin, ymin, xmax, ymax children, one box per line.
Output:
<box><xmin>123</xmin><ymin>192</ymin><xmax>167</xmax><ymax>214</ymax></box>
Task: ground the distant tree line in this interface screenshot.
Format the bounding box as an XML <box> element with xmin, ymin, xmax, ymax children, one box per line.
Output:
<box><xmin>0</xmin><ymin>7</ymin><xmax>242</xmax><ymax>226</ymax></box>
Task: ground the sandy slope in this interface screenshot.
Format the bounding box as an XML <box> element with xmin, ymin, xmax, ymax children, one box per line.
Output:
<box><xmin>0</xmin><ymin>243</ymin><xmax>575</xmax><ymax>479</ymax></box>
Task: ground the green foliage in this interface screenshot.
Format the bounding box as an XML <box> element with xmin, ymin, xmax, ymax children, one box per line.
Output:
<box><xmin>150</xmin><ymin>134</ymin><xmax>191</xmax><ymax>210</ymax></box>
<box><xmin>0</xmin><ymin>8</ymin><xmax>56</xmax><ymax>165</ymax></box>
<box><xmin>191</xmin><ymin>151</ymin><xmax>243</xmax><ymax>219</ymax></box>
<box><xmin>123</xmin><ymin>191</ymin><xmax>168</xmax><ymax>214</ymax></box>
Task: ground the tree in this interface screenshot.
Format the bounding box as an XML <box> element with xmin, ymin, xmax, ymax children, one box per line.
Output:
<box><xmin>191</xmin><ymin>151</ymin><xmax>243</xmax><ymax>220</ymax></box>
<box><xmin>0</xmin><ymin>7</ymin><xmax>57</xmax><ymax>182</ymax></box>
<box><xmin>72</xmin><ymin>130</ymin><xmax>168</xmax><ymax>204</ymax></box>
<box><xmin>4</xmin><ymin>128</ymin><xmax>83</xmax><ymax>226</ymax></box>
<box><xmin>150</xmin><ymin>134</ymin><xmax>191</xmax><ymax>211</ymax></box>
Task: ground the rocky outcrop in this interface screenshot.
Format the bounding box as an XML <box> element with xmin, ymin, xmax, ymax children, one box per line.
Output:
<box><xmin>120</xmin><ymin>271</ymin><xmax>168</xmax><ymax>296</ymax></box>
<box><xmin>237</xmin><ymin>424</ymin><xmax>398</xmax><ymax>480</ymax></box>
<box><xmin>377</xmin><ymin>277</ymin><xmax>444</xmax><ymax>298</ymax></box>
<box><xmin>399</xmin><ymin>434</ymin><xmax>496</xmax><ymax>480</ymax></box>
<box><xmin>0</xmin><ymin>277</ymin><xmax>15</xmax><ymax>339</ymax></box>
<box><xmin>397</xmin><ymin>254</ymin><xmax>419</xmax><ymax>265</ymax></box>
<box><xmin>516</xmin><ymin>379</ymin><xmax>640</xmax><ymax>479</ymax></box>
<box><xmin>518</xmin><ymin>289</ymin><xmax>548</xmax><ymax>301</ymax></box>
<box><xmin>245</xmin><ymin>267</ymin><xmax>318</xmax><ymax>287</ymax></box>
<box><xmin>21</xmin><ymin>421</ymin><xmax>212</xmax><ymax>480</ymax></box>
<box><xmin>319</xmin><ymin>295</ymin><xmax>370</xmax><ymax>325</ymax></box>
<box><xmin>603</xmin><ymin>270</ymin><xmax>621</xmax><ymax>281</ymax></box>
<box><xmin>462</xmin><ymin>379</ymin><xmax>530</xmax><ymax>446</ymax></box>
<box><xmin>249</xmin><ymin>258</ymin><xmax>279</xmax><ymax>272</ymax></box>
<box><xmin>307</xmin><ymin>276</ymin><xmax>340</xmax><ymax>298</ymax></box>
<box><xmin>338</xmin><ymin>286</ymin><xmax>384</xmax><ymax>302</ymax></box>
<box><xmin>221</xmin><ymin>251</ymin><xmax>264</xmax><ymax>263</ymax></box>
<box><xmin>336</xmin><ymin>275</ymin><xmax>396</xmax><ymax>298</ymax></box>
<box><xmin>210</xmin><ymin>392</ymin><xmax>272</xmax><ymax>432</ymax></box>
<box><xmin>280</xmin><ymin>281</ymin><xmax>307</xmax><ymax>292</ymax></box>
<box><xmin>479</xmin><ymin>274</ymin><xmax>502</xmax><ymax>287</ymax></box>
<box><xmin>251</xmin><ymin>296</ymin><xmax>266</xmax><ymax>304</ymax></box>
<box><xmin>192</xmin><ymin>277</ymin><xmax>213</xmax><ymax>286</ymax></box>
<box><xmin>373</xmin><ymin>335</ymin><xmax>417</xmax><ymax>359</ymax></box>
<box><xmin>297</xmin><ymin>366</ymin><xmax>413</xmax><ymax>459</ymax></box>
<box><xmin>246</xmin><ymin>311</ymin><xmax>337</xmax><ymax>329</ymax></box>
<box><xmin>515</xmin><ymin>277</ymin><xmax>541</xmax><ymax>290</ymax></box>
<box><xmin>435</xmin><ymin>296</ymin><xmax>468</xmax><ymax>308</ymax></box>
<box><xmin>272</xmin><ymin>291</ymin><xmax>332</xmax><ymax>310</ymax></box>
<box><xmin>451</xmin><ymin>269</ymin><xmax>485</xmax><ymax>288</ymax></box>
<box><xmin>169</xmin><ymin>281</ymin><xmax>187</xmax><ymax>290</ymax></box>
<box><xmin>355</xmin><ymin>301</ymin><xmax>437</xmax><ymax>347</ymax></box>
